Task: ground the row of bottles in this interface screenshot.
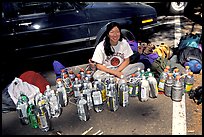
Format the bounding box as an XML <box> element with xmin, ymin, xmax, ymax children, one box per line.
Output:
<box><xmin>158</xmin><ymin>65</ymin><xmax>194</xmax><ymax>102</ymax></box>
<box><xmin>16</xmin><ymin>92</ymin><xmax>52</xmax><ymax>132</ymax></box>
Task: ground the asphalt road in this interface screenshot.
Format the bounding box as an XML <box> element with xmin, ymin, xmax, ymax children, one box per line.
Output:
<box><xmin>2</xmin><ymin>6</ymin><xmax>202</xmax><ymax>135</ymax></box>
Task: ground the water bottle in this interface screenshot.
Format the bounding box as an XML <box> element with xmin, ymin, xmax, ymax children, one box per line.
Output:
<box><xmin>56</xmin><ymin>80</ymin><xmax>68</xmax><ymax>107</ymax></box>
<box><xmin>147</xmin><ymin>73</ymin><xmax>158</xmax><ymax>98</ymax></box>
<box><xmin>171</xmin><ymin>75</ymin><xmax>183</xmax><ymax>102</ymax></box>
<box><xmin>82</xmin><ymin>82</ymin><xmax>93</xmax><ymax>110</ymax></box>
<box><xmin>49</xmin><ymin>89</ymin><xmax>62</xmax><ymax>118</ymax></box>
<box><xmin>184</xmin><ymin>72</ymin><xmax>194</xmax><ymax>93</ymax></box>
<box><xmin>85</xmin><ymin>70</ymin><xmax>93</xmax><ymax>82</ymax></box>
<box><xmin>72</xmin><ymin>77</ymin><xmax>83</xmax><ymax>99</ymax></box>
<box><xmin>128</xmin><ymin>73</ymin><xmax>138</xmax><ymax>97</ymax></box>
<box><xmin>91</xmin><ymin>84</ymin><xmax>104</xmax><ymax>113</ymax></box>
<box><xmin>138</xmin><ymin>76</ymin><xmax>150</xmax><ymax>102</ymax></box>
<box><xmin>158</xmin><ymin>69</ymin><xmax>168</xmax><ymax>94</ymax></box>
<box><xmin>61</xmin><ymin>68</ymin><xmax>68</xmax><ymax>81</ymax></box>
<box><xmin>173</xmin><ymin>68</ymin><xmax>180</xmax><ymax>78</ymax></box>
<box><xmin>63</xmin><ymin>74</ymin><xmax>73</xmax><ymax>96</ymax></box>
<box><xmin>164</xmin><ymin>73</ymin><xmax>174</xmax><ymax>97</ymax></box>
<box><xmin>38</xmin><ymin>93</ymin><xmax>51</xmax><ymax>119</ymax></box>
<box><xmin>76</xmin><ymin>93</ymin><xmax>90</xmax><ymax>121</ymax></box>
<box><xmin>27</xmin><ymin>103</ymin><xmax>38</xmax><ymax>128</ymax></box>
<box><xmin>79</xmin><ymin>68</ymin><xmax>85</xmax><ymax>80</ymax></box>
<box><xmin>106</xmin><ymin>80</ymin><xmax>119</xmax><ymax>112</ymax></box>
<box><xmin>16</xmin><ymin>92</ymin><xmax>29</xmax><ymax>125</ymax></box>
<box><xmin>36</xmin><ymin>98</ymin><xmax>51</xmax><ymax>132</ymax></box>
<box><xmin>145</xmin><ymin>68</ymin><xmax>153</xmax><ymax>79</ymax></box>
<box><xmin>118</xmin><ymin>75</ymin><xmax>129</xmax><ymax>107</ymax></box>
<box><xmin>94</xmin><ymin>78</ymin><xmax>107</xmax><ymax>103</ymax></box>
<box><xmin>68</xmin><ymin>69</ymin><xmax>76</xmax><ymax>82</ymax></box>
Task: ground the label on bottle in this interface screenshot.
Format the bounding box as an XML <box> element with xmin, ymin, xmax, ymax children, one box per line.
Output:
<box><xmin>92</xmin><ymin>91</ymin><xmax>102</xmax><ymax>105</ymax></box>
<box><xmin>141</xmin><ymin>87</ymin><xmax>147</xmax><ymax>98</ymax></box>
<box><xmin>185</xmin><ymin>83</ymin><xmax>193</xmax><ymax>92</ymax></box>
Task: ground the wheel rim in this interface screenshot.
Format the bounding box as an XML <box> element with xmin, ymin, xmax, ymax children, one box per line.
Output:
<box><xmin>171</xmin><ymin>2</ymin><xmax>186</xmax><ymax>11</ymax></box>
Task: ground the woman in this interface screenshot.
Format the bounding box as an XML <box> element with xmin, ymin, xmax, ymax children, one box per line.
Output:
<box><xmin>91</xmin><ymin>22</ymin><xmax>144</xmax><ymax>80</ymax></box>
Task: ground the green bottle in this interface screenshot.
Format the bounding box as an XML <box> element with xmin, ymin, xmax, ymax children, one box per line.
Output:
<box><xmin>27</xmin><ymin>104</ymin><xmax>38</xmax><ymax>128</ymax></box>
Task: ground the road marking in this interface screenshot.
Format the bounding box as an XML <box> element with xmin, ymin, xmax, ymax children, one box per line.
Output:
<box><xmin>172</xmin><ymin>15</ymin><xmax>187</xmax><ymax>135</ymax></box>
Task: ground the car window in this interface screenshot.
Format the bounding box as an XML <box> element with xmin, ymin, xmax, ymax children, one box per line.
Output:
<box><xmin>2</xmin><ymin>2</ymin><xmax>75</xmax><ymax>18</ymax></box>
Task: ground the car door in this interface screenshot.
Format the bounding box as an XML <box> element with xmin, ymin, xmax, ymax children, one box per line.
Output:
<box><xmin>1</xmin><ymin>2</ymin><xmax>90</xmax><ymax>61</ymax></box>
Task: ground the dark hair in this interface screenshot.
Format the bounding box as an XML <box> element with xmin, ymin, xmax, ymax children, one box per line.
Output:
<box><xmin>104</xmin><ymin>22</ymin><xmax>123</xmax><ymax>56</ymax></box>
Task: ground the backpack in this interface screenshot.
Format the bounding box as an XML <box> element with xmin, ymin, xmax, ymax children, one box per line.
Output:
<box><xmin>19</xmin><ymin>71</ymin><xmax>50</xmax><ymax>94</ymax></box>
<box><xmin>150</xmin><ymin>56</ymin><xmax>170</xmax><ymax>80</ymax></box>
<box><xmin>178</xmin><ymin>33</ymin><xmax>201</xmax><ymax>51</ymax></box>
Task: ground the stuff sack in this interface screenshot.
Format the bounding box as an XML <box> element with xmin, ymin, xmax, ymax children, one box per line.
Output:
<box><xmin>177</xmin><ymin>47</ymin><xmax>202</xmax><ymax>74</ymax></box>
<box><xmin>150</xmin><ymin>56</ymin><xmax>170</xmax><ymax>80</ymax></box>
<box><xmin>53</xmin><ymin>60</ymin><xmax>65</xmax><ymax>79</ymax></box>
<box><xmin>19</xmin><ymin>71</ymin><xmax>50</xmax><ymax>94</ymax></box>
<box><xmin>177</xmin><ymin>33</ymin><xmax>201</xmax><ymax>51</ymax></box>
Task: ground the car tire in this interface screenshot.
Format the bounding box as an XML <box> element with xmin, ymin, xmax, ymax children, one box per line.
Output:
<box><xmin>121</xmin><ymin>29</ymin><xmax>136</xmax><ymax>41</ymax></box>
<box><xmin>167</xmin><ymin>2</ymin><xmax>188</xmax><ymax>15</ymax></box>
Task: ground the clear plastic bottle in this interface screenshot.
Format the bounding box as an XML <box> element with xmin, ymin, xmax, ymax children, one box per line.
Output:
<box><xmin>72</xmin><ymin>77</ymin><xmax>83</xmax><ymax>99</ymax></box>
<box><xmin>27</xmin><ymin>103</ymin><xmax>38</xmax><ymax>128</ymax></box>
<box><xmin>138</xmin><ymin>76</ymin><xmax>150</xmax><ymax>102</ymax></box>
<box><xmin>147</xmin><ymin>73</ymin><xmax>158</xmax><ymax>98</ymax></box>
<box><xmin>63</xmin><ymin>74</ymin><xmax>73</xmax><ymax>96</ymax></box>
<box><xmin>56</xmin><ymin>80</ymin><xmax>68</xmax><ymax>107</ymax></box>
<box><xmin>49</xmin><ymin>89</ymin><xmax>62</xmax><ymax>118</ymax></box>
<box><xmin>145</xmin><ymin>68</ymin><xmax>153</xmax><ymax>79</ymax></box>
<box><xmin>68</xmin><ymin>69</ymin><xmax>76</xmax><ymax>82</ymax></box>
<box><xmin>79</xmin><ymin>68</ymin><xmax>85</xmax><ymax>80</ymax></box>
<box><xmin>173</xmin><ymin>68</ymin><xmax>180</xmax><ymax>78</ymax></box>
<box><xmin>164</xmin><ymin>73</ymin><xmax>174</xmax><ymax>97</ymax></box>
<box><xmin>36</xmin><ymin>98</ymin><xmax>51</xmax><ymax>132</ymax></box>
<box><xmin>106</xmin><ymin>80</ymin><xmax>119</xmax><ymax>112</ymax></box>
<box><xmin>158</xmin><ymin>68</ymin><xmax>168</xmax><ymax>94</ymax></box>
<box><xmin>171</xmin><ymin>75</ymin><xmax>183</xmax><ymax>102</ymax></box>
<box><xmin>118</xmin><ymin>75</ymin><xmax>129</xmax><ymax>107</ymax></box>
<box><xmin>184</xmin><ymin>72</ymin><xmax>194</xmax><ymax>93</ymax></box>
<box><xmin>82</xmin><ymin>82</ymin><xmax>93</xmax><ymax>110</ymax></box>
<box><xmin>16</xmin><ymin>93</ymin><xmax>29</xmax><ymax>125</ymax></box>
<box><xmin>91</xmin><ymin>84</ymin><xmax>104</xmax><ymax>113</ymax></box>
<box><xmin>76</xmin><ymin>93</ymin><xmax>90</xmax><ymax>121</ymax></box>
<box><xmin>128</xmin><ymin>73</ymin><xmax>138</xmax><ymax>97</ymax></box>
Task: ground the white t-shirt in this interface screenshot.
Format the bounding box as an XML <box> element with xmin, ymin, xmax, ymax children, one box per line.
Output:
<box><xmin>92</xmin><ymin>38</ymin><xmax>133</xmax><ymax>69</ymax></box>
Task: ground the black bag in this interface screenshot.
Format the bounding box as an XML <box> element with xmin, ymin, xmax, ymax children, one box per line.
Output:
<box><xmin>2</xmin><ymin>84</ymin><xmax>16</xmax><ymax>113</ymax></box>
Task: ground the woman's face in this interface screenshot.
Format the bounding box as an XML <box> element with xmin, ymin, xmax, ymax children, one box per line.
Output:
<box><xmin>108</xmin><ymin>26</ymin><xmax>120</xmax><ymax>45</ymax></box>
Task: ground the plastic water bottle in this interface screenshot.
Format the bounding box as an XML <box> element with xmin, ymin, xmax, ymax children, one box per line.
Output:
<box><xmin>79</xmin><ymin>68</ymin><xmax>85</xmax><ymax>80</ymax></box>
<box><xmin>173</xmin><ymin>68</ymin><xmax>180</xmax><ymax>78</ymax></box>
<box><xmin>63</xmin><ymin>74</ymin><xmax>73</xmax><ymax>96</ymax></box>
<box><xmin>171</xmin><ymin>75</ymin><xmax>183</xmax><ymax>102</ymax></box>
<box><xmin>36</xmin><ymin>98</ymin><xmax>51</xmax><ymax>132</ymax></box>
<box><xmin>118</xmin><ymin>75</ymin><xmax>129</xmax><ymax>107</ymax></box>
<box><xmin>158</xmin><ymin>69</ymin><xmax>168</xmax><ymax>94</ymax></box>
<box><xmin>76</xmin><ymin>93</ymin><xmax>90</xmax><ymax>121</ymax></box>
<box><xmin>61</xmin><ymin>68</ymin><xmax>68</xmax><ymax>81</ymax></box>
<box><xmin>184</xmin><ymin>72</ymin><xmax>194</xmax><ymax>93</ymax></box>
<box><xmin>82</xmin><ymin>82</ymin><xmax>93</xmax><ymax>110</ymax></box>
<box><xmin>138</xmin><ymin>76</ymin><xmax>150</xmax><ymax>102</ymax></box>
<box><xmin>147</xmin><ymin>73</ymin><xmax>158</xmax><ymax>98</ymax></box>
<box><xmin>128</xmin><ymin>73</ymin><xmax>138</xmax><ymax>97</ymax></box>
<box><xmin>37</xmin><ymin>93</ymin><xmax>51</xmax><ymax>119</ymax></box>
<box><xmin>106</xmin><ymin>80</ymin><xmax>119</xmax><ymax>112</ymax></box>
<box><xmin>27</xmin><ymin>103</ymin><xmax>38</xmax><ymax>128</ymax></box>
<box><xmin>145</xmin><ymin>68</ymin><xmax>153</xmax><ymax>79</ymax></box>
<box><xmin>93</xmin><ymin>78</ymin><xmax>107</xmax><ymax>103</ymax></box>
<box><xmin>72</xmin><ymin>77</ymin><xmax>83</xmax><ymax>99</ymax></box>
<box><xmin>16</xmin><ymin>92</ymin><xmax>29</xmax><ymax>125</ymax></box>
<box><xmin>91</xmin><ymin>84</ymin><xmax>104</xmax><ymax>113</ymax></box>
<box><xmin>68</xmin><ymin>70</ymin><xmax>76</xmax><ymax>82</ymax></box>
<box><xmin>56</xmin><ymin>80</ymin><xmax>68</xmax><ymax>107</ymax></box>
<box><xmin>164</xmin><ymin>73</ymin><xmax>174</xmax><ymax>97</ymax></box>
<box><xmin>49</xmin><ymin>89</ymin><xmax>62</xmax><ymax>118</ymax></box>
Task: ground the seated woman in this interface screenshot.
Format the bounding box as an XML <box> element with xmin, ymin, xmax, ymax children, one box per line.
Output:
<box><xmin>90</xmin><ymin>22</ymin><xmax>144</xmax><ymax>80</ymax></box>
